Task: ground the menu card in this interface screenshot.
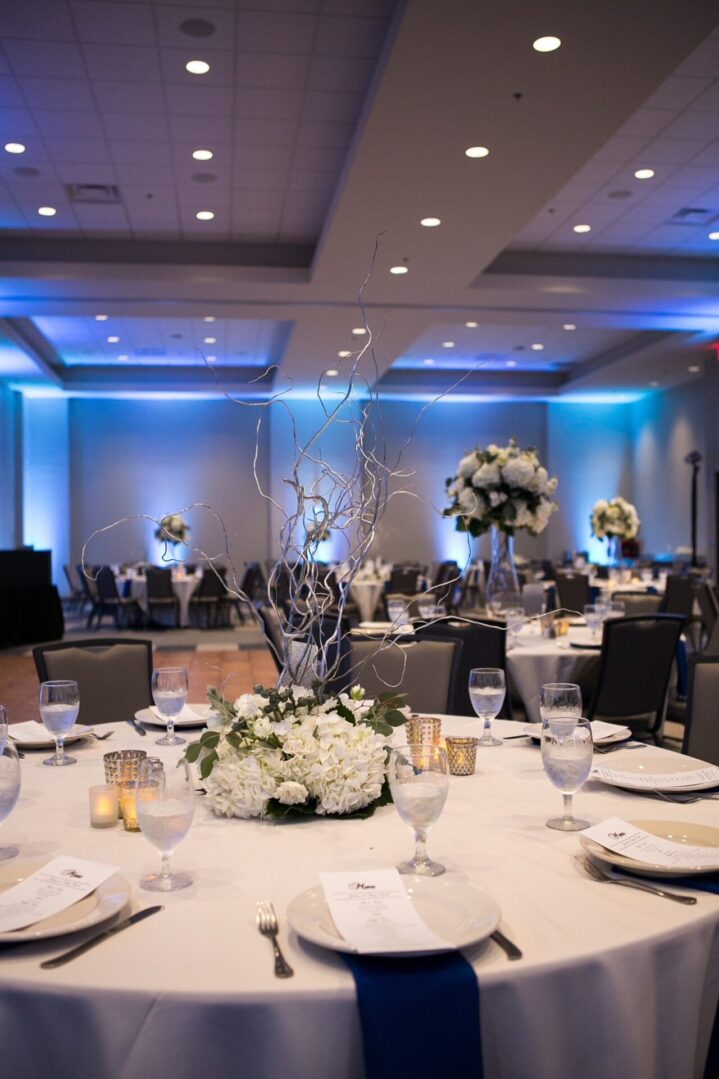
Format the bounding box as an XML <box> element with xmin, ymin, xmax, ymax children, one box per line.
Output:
<box><xmin>0</xmin><ymin>856</ymin><xmax>119</xmax><ymax>933</ymax></box>
<box><xmin>584</xmin><ymin>817</ymin><xmax>719</xmax><ymax>869</ymax></box>
<box><xmin>590</xmin><ymin>763</ymin><xmax>719</xmax><ymax>789</ymax></box>
<box><xmin>320</xmin><ymin>869</ymin><xmax>452</xmax><ymax>953</ymax></box>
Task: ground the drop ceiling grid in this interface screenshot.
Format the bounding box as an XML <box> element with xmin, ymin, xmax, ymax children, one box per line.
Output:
<box><xmin>0</xmin><ymin>0</ymin><xmax>396</xmax><ymax>243</ymax></box>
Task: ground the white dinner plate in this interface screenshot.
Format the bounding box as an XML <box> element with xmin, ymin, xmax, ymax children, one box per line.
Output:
<box><xmin>356</xmin><ymin>622</ymin><xmax>415</xmax><ymax>635</ymax></box>
<box><xmin>0</xmin><ymin>859</ymin><xmax>132</xmax><ymax>942</ymax></box>
<box><xmin>524</xmin><ymin>721</ymin><xmax>631</xmax><ymax>747</ymax></box>
<box><xmin>590</xmin><ymin>751</ymin><xmax>719</xmax><ymax>792</ymax></box>
<box><xmin>287</xmin><ymin>876</ymin><xmax>501</xmax><ymax>956</ymax></box>
<box><xmin>135</xmin><ymin>704</ymin><xmax>213</xmax><ymax>729</ymax></box>
<box><xmin>9</xmin><ymin>724</ymin><xmax>94</xmax><ymax>750</ymax></box>
<box><xmin>581</xmin><ymin>819</ymin><xmax>719</xmax><ymax>877</ymax></box>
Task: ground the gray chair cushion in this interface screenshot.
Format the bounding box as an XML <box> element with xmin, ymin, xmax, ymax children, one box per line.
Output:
<box><xmin>346</xmin><ymin>638</ymin><xmax>459</xmax><ymax>713</ymax></box>
<box><xmin>38</xmin><ymin>643</ymin><xmax>152</xmax><ymax>726</ymax></box>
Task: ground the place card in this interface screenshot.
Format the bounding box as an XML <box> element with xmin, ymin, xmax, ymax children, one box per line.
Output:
<box><xmin>0</xmin><ymin>856</ymin><xmax>119</xmax><ymax>933</ymax></box>
<box><xmin>583</xmin><ymin>817</ymin><xmax>719</xmax><ymax>869</ymax></box>
<box><xmin>590</xmin><ymin>763</ymin><xmax>719</xmax><ymax>789</ymax></box>
<box><xmin>320</xmin><ymin>869</ymin><xmax>451</xmax><ymax>954</ymax></box>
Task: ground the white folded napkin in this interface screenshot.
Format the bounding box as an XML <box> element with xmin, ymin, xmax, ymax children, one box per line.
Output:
<box><xmin>149</xmin><ymin>704</ymin><xmax>211</xmax><ymax>723</ymax></box>
<box><xmin>523</xmin><ymin>719</ymin><xmax>630</xmax><ymax>744</ymax></box>
<box><xmin>9</xmin><ymin>721</ymin><xmax>90</xmax><ymax>744</ymax></box>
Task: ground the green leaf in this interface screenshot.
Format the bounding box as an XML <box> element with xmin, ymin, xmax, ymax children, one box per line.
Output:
<box><xmin>225</xmin><ymin>731</ymin><xmax>242</xmax><ymax>751</ymax></box>
<box><xmin>334</xmin><ymin>702</ymin><xmax>356</xmax><ymax>724</ymax></box>
<box><xmin>184</xmin><ymin>742</ymin><xmax>202</xmax><ymax>764</ymax></box>
<box><xmin>199</xmin><ymin>730</ymin><xmax>220</xmax><ymax>749</ymax></box>
<box><xmin>199</xmin><ymin>749</ymin><xmax>218</xmax><ymax>780</ymax></box>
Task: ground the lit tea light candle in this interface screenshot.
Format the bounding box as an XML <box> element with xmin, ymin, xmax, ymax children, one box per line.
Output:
<box><xmin>445</xmin><ymin>736</ymin><xmax>479</xmax><ymax>776</ymax></box>
<box><xmin>89</xmin><ymin>785</ymin><xmax>119</xmax><ymax>828</ymax></box>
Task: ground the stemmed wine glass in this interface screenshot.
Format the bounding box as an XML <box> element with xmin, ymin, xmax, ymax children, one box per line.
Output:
<box><xmin>505</xmin><ymin>606</ymin><xmax>525</xmax><ymax>647</ymax></box>
<box><xmin>39</xmin><ymin>680</ymin><xmax>80</xmax><ymax>766</ymax></box>
<box><xmin>539</xmin><ymin>682</ymin><xmax>593</xmax><ymax>830</ymax></box>
<box><xmin>0</xmin><ymin>707</ymin><xmax>21</xmax><ymax>861</ymax></box>
<box><xmin>152</xmin><ymin>667</ymin><xmax>188</xmax><ymax>746</ymax></box>
<box><xmin>136</xmin><ymin>758</ymin><xmax>195</xmax><ymax>891</ymax></box>
<box><xmin>388</xmin><ymin>743</ymin><xmax>448</xmax><ymax>876</ymax></box>
<box><xmin>468</xmin><ymin>668</ymin><xmax>506</xmax><ymax>747</ymax></box>
<box><xmin>583</xmin><ymin>604</ymin><xmax>603</xmax><ymax>642</ymax></box>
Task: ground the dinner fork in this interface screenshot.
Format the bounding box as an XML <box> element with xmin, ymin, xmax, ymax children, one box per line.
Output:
<box><xmin>91</xmin><ymin>729</ymin><xmax>114</xmax><ymax>741</ymax></box>
<box><xmin>650</xmin><ymin>790</ymin><xmax>719</xmax><ymax>804</ymax></box>
<box><xmin>256</xmin><ymin>900</ymin><xmax>294</xmax><ymax>978</ymax></box>
<box><xmin>574</xmin><ymin>854</ymin><xmax>696</xmax><ymax>904</ymax></box>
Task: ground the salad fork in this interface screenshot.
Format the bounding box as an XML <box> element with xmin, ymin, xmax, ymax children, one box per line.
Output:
<box><xmin>575</xmin><ymin>854</ymin><xmax>696</xmax><ymax>904</ymax></box>
<box><xmin>256</xmin><ymin>901</ymin><xmax>294</xmax><ymax>978</ymax></box>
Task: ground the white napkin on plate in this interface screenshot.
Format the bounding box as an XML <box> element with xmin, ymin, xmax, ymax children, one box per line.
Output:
<box><xmin>149</xmin><ymin>704</ymin><xmax>210</xmax><ymax>723</ymax></box>
<box><xmin>9</xmin><ymin>721</ymin><xmax>89</xmax><ymax>744</ymax></box>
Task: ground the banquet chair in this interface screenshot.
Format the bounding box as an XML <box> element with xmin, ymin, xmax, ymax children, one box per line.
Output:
<box><xmin>414</xmin><ymin>617</ymin><xmax>513</xmax><ymax>717</ymax></box>
<box><xmin>587</xmin><ymin>614</ymin><xmax>685</xmax><ymax>743</ymax></box>
<box><xmin>555</xmin><ymin>574</ymin><xmax>590</xmax><ymax>613</ymax></box>
<box><xmin>32</xmin><ymin>638</ymin><xmax>153</xmax><ymax>726</ymax></box>
<box><xmin>695</xmin><ymin>583</ymin><xmax>719</xmax><ymax>645</ymax></box>
<box><xmin>611</xmin><ymin>591</ymin><xmax>662</xmax><ymax>617</ymax></box>
<box><xmin>145</xmin><ymin>567</ymin><xmax>180</xmax><ymax>628</ymax></box>
<box><xmin>683</xmin><ymin>656</ymin><xmax>719</xmax><ymax>765</ymax></box>
<box><xmin>62</xmin><ymin>564</ymin><xmax>85</xmax><ymax>612</ymax></box>
<box><xmin>388</xmin><ymin>567</ymin><xmax>421</xmax><ymax>594</ymax></box>
<box><xmin>342</xmin><ymin>637</ymin><xmax>461</xmax><ymax>714</ymax></box>
<box><xmin>659</xmin><ymin>575</ymin><xmax>695</xmax><ymax>622</ymax></box>
<box><xmin>189</xmin><ymin>568</ymin><xmax>227</xmax><ymax>628</ymax></box>
<box><xmin>92</xmin><ymin>566</ymin><xmax>142</xmax><ymax>629</ymax></box>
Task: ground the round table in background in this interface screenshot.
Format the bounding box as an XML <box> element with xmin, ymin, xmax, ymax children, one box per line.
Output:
<box><xmin>506</xmin><ymin>623</ymin><xmax>601</xmax><ymax>721</ymax></box>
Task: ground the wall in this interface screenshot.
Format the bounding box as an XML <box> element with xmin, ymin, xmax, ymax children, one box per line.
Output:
<box><xmin>70</xmin><ymin>398</ymin><xmax>270</xmax><ymax>572</ymax></box>
<box><xmin>22</xmin><ymin>396</ymin><xmax>70</xmax><ymax>586</ymax></box>
<box><xmin>0</xmin><ymin>386</ymin><xmax>20</xmax><ymax>548</ymax></box>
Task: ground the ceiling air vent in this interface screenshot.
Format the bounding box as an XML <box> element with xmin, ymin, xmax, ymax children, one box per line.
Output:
<box><xmin>665</xmin><ymin>206</ymin><xmax>716</xmax><ymax>226</ymax></box>
<box><xmin>66</xmin><ymin>183</ymin><xmax>122</xmax><ymax>204</ymax></box>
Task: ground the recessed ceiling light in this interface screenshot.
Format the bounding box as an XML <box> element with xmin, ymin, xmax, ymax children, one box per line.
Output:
<box><xmin>420</xmin><ymin>217</ymin><xmax>441</xmax><ymax>227</ymax></box>
<box><xmin>709</xmin><ymin>231</ymin><xmax>719</xmax><ymax>241</ymax></box>
<box><xmin>634</xmin><ymin>168</ymin><xmax>655</xmax><ymax>180</ymax></box>
<box><xmin>118</xmin><ymin>354</ymin><xmax>128</xmax><ymax>361</ymax></box>
<box><xmin>193</xmin><ymin>149</ymin><xmax>213</xmax><ymax>161</ymax></box>
<box><xmin>196</xmin><ymin>210</ymin><xmax>214</xmax><ymax>220</ymax></box>
<box><xmin>573</xmin><ymin>224</ymin><xmax>591</xmax><ymax>233</ymax></box>
<box><xmin>423</xmin><ymin>358</ymin><xmax>435</xmax><ymax>366</ymax></box>
<box><xmin>562</xmin><ymin>323</ymin><xmax>576</xmax><ymax>331</ymax></box>
<box><xmin>351</xmin><ymin>327</ymin><xmax>367</xmax><ymax>336</ymax></box>
<box><xmin>533</xmin><ymin>35</ymin><xmax>561</xmax><ymax>52</ymax></box>
<box><xmin>531</xmin><ymin>343</ymin><xmax>544</xmax><ymax>350</ymax></box>
<box><xmin>442</xmin><ymin>341</ymin><xmax>455</xmax><ymax>348</ymax></box>
<box><xmin>338</xmin><ymin>350</ymin><xmax>351</xmax><ymax>358</ymax></box>
<box><xmin>326</xmin><ymin>369</ymin><xmax>338</xmax><ymax>377</ymax></box>
<box><xmin>465</xmin><ymin>321</ymin><xmax>478</xmax><ymax>328</ymax></box>
<box><xmin>186</xmin><ymin>59</ymin><xmax>210</xmax><ymax>75</ymax></box>
<box><xmin>465</xmin><ymin>146</ymin><xmax>490</xmax><ymax>159</ymax></box>
<box><xmin>649</xmin><ymin>381</ymin><xmax>659</xmax><ymax>387</ymax></box>
<box><xmin>95</xmin><ymin>314</ymin><xmax>108</xmax><ymax>321</ymax></box>
<box><xmin>689</xmin><ymin>365</ymin><xmax>700</xmax><ymax>373</ymax></box>
<box><xmin>4</xmin><ymin>142</ymin><xmax>25</xmax><ymax>154</ymax></box>
<box><xmin>204</xmin><ymin>336</ymin><xmax>216</xmax><ymax>344</ymax></box>
<box><xmin>37</xmin><ymin>206</ymin><xmax>56</xmax><ymax>216</ymax></box>
<box><xmin>506</xmin><ymin>359</ymin><xmax>517</xmax><ymax>367</ymax></box>
<box><xmin>390</xmin><ymin>265</ymin><xmax>408</xmax><ymax>275</ymax></box>
<box><xmin>203</xmin><ymin>315</ymin><xmax>215</xmax><ymax>322</ymax></box>
<box><xmin>107</xmin><ymin>335</ymin><xmax>120</xmax><ymax>343</ymax></box>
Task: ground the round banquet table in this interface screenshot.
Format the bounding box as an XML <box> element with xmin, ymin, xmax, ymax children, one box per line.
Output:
<box><xmin>1</xmin><ymin>717</ymin><xmax>718</xmax><ymax>1079</ymax></box>
<box><xmin>117</xmin><ymin>573</ymin><xmax>200</xmax><ymax>627</ymax></box>
<box><xmin>506</xmin><ymin>623</ymin><xmax>601</xmax><ymax>722</ymax></box>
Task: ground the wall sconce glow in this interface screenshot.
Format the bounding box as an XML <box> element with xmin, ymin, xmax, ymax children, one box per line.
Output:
<box><xmin>196</xmin><ymin>210</ymin><xmax>214</xmax><ymax>220</ymax></box>
<box><xmin>338</xmin><ymin>350</ymin><xmax>351</xmax><ymax>357</ymax></box>
<box><xmin>465</xmin><ymin>321</ymin><xmax>478</xmax><ymax>328</ymax></box>
<box><xmin>634</xmin><ymin>168</ymin><xmax>655</xmax><ymax>180</ymax></box>
<box><xmin>709</xmin><ymin>232</ymin><xmax>719</xmax><ymax>241</ymax></box>
<box><xmin>506</xmin><ymin>359</ymin><xmax>517</xmax><ymax>367</ymax></box>
<box><xmin>186</xmin><ymin>60</ymin><xmax>210</xmax><ymax>75</ymax></box>
<box><xmin>442</xmin><ymin>341</ymin><xmax>455</xmax><ymax>348</ymax></box>
<box><xmin>420</xmin><ymin>217</ymin><xmax>441</xmax><ymax>227</ymax></box>
<box><xmin>37</xmin><ymin>206</ymin><xmax>56</xmax><ymax>217</ymax></box>
<box><xmin>563</xmin><ymin>323</ymin><xmax>576</xmax><ymax>330</ymax></box>
<box><xmin>531</xmin><ymin>343</ymin><xmax>544</xmax><ymax>351</ymax></box>
<box><xmin>688</xmin><ymin>365</ymin><xmax>700</xmax><ymax>373</ymax></box>
<box><xmin>573</xmin><ymin>224</ymin><xmax>591</xmax><ymax>233</ymax></box>
<box><xmin>389</xmin><ymin>265</ymin><xmax>408</xmax><ymax>275</ymax></box>
<box><xmin>533</xmin><ymin>36</ymin><xmax>561</xmax><ymax>52</ymax></box>
<box><xmin>203</xmin><ymin>315</ymin><xmax>215</xmax><ymax>322</ymax></box>
<box><xmin>423</xmin><ymin>358</ymin><xmax>435</xmax><ymax>365</ymax></box>
<box><xmin>117</xmin><ymin>354</ymin><xmax>128</xmax><ymax>361</ymax></box>
<box><xmin>326</xmin><ymin>369</ymin><xmax>338</xmax><ymax>377</ymax></box>
<box><xmin>206</xmin><ymin>355</ymin><xmax>216</xmax><ymax>362</ymax></box>
<box><xmin>204</xmin><ymin>336</ymin><xmax>216</xmax><ymax>344</ymax></box>
<box><xmin>107</xmin><ymin>335</ymin><xmax>120</xmax><ymax>343</ymax></box>
<box><xmin>95</xmin><ymin>314</ymin><xmax>108</xmax><ymax>321</ymax></box>
<box><xmin>193</xmin><ymin>149</ymin><xmax>213</xmax><ymax>161</ymax></box>
<box><xmin>4</xmin><ymin>142</ymin><xmax>25</xmax><ymax>154</ymax></box>
<box><xmin>465</xmin><ymin>145</ymin><xmax>490</xmax><ymax>159</ymax></box>
<box><xmin>351</xmin><ymin>327</ymin><xmax>367</xmax><ymax>336</ymax></box>
<box><xmin>649</xmin><ymin>381</ymin><xmax>659</xmax><ymax>388</ymax></box>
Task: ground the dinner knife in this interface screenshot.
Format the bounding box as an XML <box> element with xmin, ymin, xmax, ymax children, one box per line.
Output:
<box><xmin>40</xmin><ymin>905</ymin><xmax>163</xmax><ymax>969</ymax></box>
<box><xmin>127</xmin><ymin>717</ymin><xmax>147</xmax><ymax>737</ymax></box>
<box><xmin>491</xmin><ymin>929</ymin><xmax>522</xmax><ymax>961</ymax></box>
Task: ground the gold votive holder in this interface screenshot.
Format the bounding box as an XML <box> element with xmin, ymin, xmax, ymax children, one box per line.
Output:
<box><xmin>445</xmin><ymin>736</ymin><xmax>478</xmax><ymax>776</ymax></box>
<box><xmin>89</xmin><ymin>784</ymin><xmax>119</xmax><ymax>828</ymax></box>
<box><xmin>104</xmin><ymin>750</ymin><xmax>147</xmax><ymax>816</ymax></box>
<box><xmin>406</xmin><ymin>715</ymin><xmax>442</xmax><ymax>745</ymax></box>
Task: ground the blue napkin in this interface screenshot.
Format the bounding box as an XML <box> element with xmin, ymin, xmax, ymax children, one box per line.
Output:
<box><xmin>343</xmin><ymin>950</ymin><xmax>482</xmax><ymax>1079</ymax></box>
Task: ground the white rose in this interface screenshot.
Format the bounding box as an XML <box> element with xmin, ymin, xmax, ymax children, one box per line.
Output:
<box><xmin>275</xmin><ymin>781</ymin><xmax>309</xmax><ymax>805</ymax></box>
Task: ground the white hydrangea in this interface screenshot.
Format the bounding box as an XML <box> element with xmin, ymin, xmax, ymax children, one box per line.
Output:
<box><xmin>205</xmin><ymin>752</ymin><xmax>278</xmax><ymax>818</ymax></box>
<box><xmin>458</xmin><ymin>452</ymin><xmax>479</xmax><ymax>478</ymax></box>
<box><xmin>275</xmin><ymin>781</ymin><xmax>309</xmax><ymax>805</ymax></box>
<box><xmin>472</xmin><ymin>462</ymin><xmax>500</xmax><ymax>487</ymax></box>
<box><xmin>501</xmin><ymin>455</ymin><xmax>535</xmax><ymax>489</ymax></box>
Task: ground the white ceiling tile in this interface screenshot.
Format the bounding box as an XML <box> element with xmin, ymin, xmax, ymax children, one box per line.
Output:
<box><xmin>233</xmin><ymin>165</ymin><xmax>286</xmax><ymax>189</ymax></box>
<box><xmin>660</xmin><ymin>111</ymin><xmax>719</xmax><ymax>140</ymax></box>
<box><xmin>17</xmin><ymin>77</ymin><xmax>96</xmax><ymax>111</ymax></box>
<box><xmin>235</xmin><ymin>11</ymin><xmax>317</xmax><ymax>54</ymax></box>
<box><xmin>290</xmin><ymin>144</ymin><xmax>344</xmax><ymax>170</ymax></box>
<box><xmin>0</xmin><ymin>205</ymin><xmax>31</xmax><ymax>228</ymax></box>
<box><xmin>153</xmin><ymin>5</ymin><xmax>236</xmax><ymax>49</ymax></box>
<box><xmin>593</xmin><ymin>134</ymin><xmax>651</xmax><ymax>163</ymax></box>
<box><xmin>113</xmin><ymin>160</ymin><xmax>175</xmax><ymax>184</ymax></box>
<box><xmin>167</xmin><ymin>113</ymin><xmax>232</xmax><ymax>141</ymax></box>
<box><xmin>3</xmin><ymin>40</ymin><xmax>85</xmax><ymax>79</ymax></box>
<box><xmin>230</xmin><ymin>210</ymin><xmax>281</xmax><ymax>234</ymax></box>
<box><xmin>0</xmin><ymin>107</ymin><xmax>39</xmax><ymax>137</ymax></box>
<box><xmin>176</xmin><ymin>189</ymin><xmax>230</xmax><ymax>212</ymax></box>
<box><xmin>103</xmin><ymin>112</ymin><xmax>170</xmax><ymax>140</ymax></box>
<box><xmin>235</xmin><ymin>87</ymin><xmax>303</xmax><ymax>120</ymax></box>
<box><xmin>314</xmin><ymin>15</ymin><xmax>388</xmax><ymax>58</ymax></box>
<box><xmin>82</xmin><ymin>43</ymin><xmax>162</xmax><ymax>83</ymax></box>
<box><xmin>643</xmin><ymin>75</ymin><xmax>713</xmax><ymax>111</ymax></box>
<box><xmin>231</xmin><ymin>189</ymin><xmax>283</xmax><ymax>213</ymax></box>
<box><xmin>301</xmin><ymin>89</ymin><xmax>363</xmax><ymax>123</ymax></box>
<box><xmin>282</xmin><ymin>188</ymin><xmax>327</xmax><ymax>215</ymax></box>
<box><xmin>690</xmin><ymin>83</ymin><xmax>719</xmax><ymax>112</ymax></box>
<box><xmin>44</xmin><ymin>137</ymin><xmax>111</xmax><ymax>162</ymax></box>
<box><xmin>566</xmin><ymin>160</ymin><xmax>622</xmax><ymax>186</ymax></box>
<box><xmin>0</xmin><ymin>76</ymin><xmax>29</xmax><ymax>110</ymax></box>
<box><xmin>0</xmin><ymin>1</ymin><xmax>76</xmax><ymax>41</ymax></box>
<box><xmin>664</xmin><ymin>164</ymin><xmax>719</xmax><ymax>189</ymax></box>
<box><xmin>7</xmin><ymin>180</ymin><xmax>66</xmax><ymax>204</ymax></box>
<box><xmin>295</xmin><ymin>118</ymin><xmax>354</xmax><ymax>148</ymax></box>
<box><xmin>675</xmin><ymin>38</ymin><xmax>719</xmax><ymax>78</ymax></box>
<box><xmin>323</xmin><ymin>0</ymin><xmax>395</xmax><ymax>14</ymax></box>
<box><xmin>92</xmin><ymin>81</ymin><xmax>166</xmax><ymax>114</ymax></box>
<box><xmin>287</xmin><ymin>167</ymin><xmax>338</xmax><ymax>192</ymax></box>
<box><xmin>119</xmin><ymin>183</ymin><xmax>177</xmax><ymax>207</ymax></box>
<box><xmin>107</xmin><ymin>140</ymin><xmax>173</xmax><ymax>165</ymax></box>
<box><xmin>307</xmin><ymin>53</ymin><xmax>375</xmax><ymax>93</ymax></box>
<box><xmin>164</xmin><ymin>84</ymin><xmax>233</xmax><ymax>116</ymax></box>
<box><xmin>640</xmin><ymin>136</ymin><xmax>706</xmax><ymax>164</ymax></box>
<box><xmin>71</xmin><ymin>1</ymin><xmax>157</xmax><ymax>46</ymax></box>
<box><xmin>235</xmin><ymin>52</ymin><xmax>310</xmax><ymax>90</ymax></box>
<box><xmin>52</xmin><ymin>161</ymin><xmax>118</xmax><ymax>184</ymax></box>
<box><xmin>617</xmin><ymin>108</ymin><xmax>675</xmax><ymax>138</ymax></box>
<box><xmin>33</xmin><ymin>109</ymin><xmax>104</xmax><ymax>139</ymax></box>
<box><xmin>234</xmin><ymin>143</ymin><xmax>293</xmax><ymax>170</ymax></box>
<box><xmin>159</xmin><ymin>48</ymin><xmax>236</xmax><ymax>86</ymax></box>
<box><xmin>233</xmin><ymin>116</ymin><xmax>295</xmax><ymax>145</ymax></box>
<box><xmin>236</xmin><ymin>0</ymin><xmax>319</xmax><ymax>10</ymax></box>
<box><xmin>73</xmin><ymin>203</ymin><xmax>130</xmax><ymax>230</ymax></box>
<box><xmin>689</xmin><ymin>141</ymin><xmax>719</xmax><ymax>166</ymax></box>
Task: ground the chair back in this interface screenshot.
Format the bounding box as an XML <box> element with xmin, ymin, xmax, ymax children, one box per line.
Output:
<box><xmin>695</xmin><ymin>583</ymin><xmax>719</xmax><ymax>640</ymax></box>
<box><xmin>684</xmin><ymin>656</ymin><xmax>719</xmax><ymax>765</ymax></box>
<box><xmin>587</xmin><ymin>614</ymin><xmax>684</xmax><ymax>735</ymax></box>
<box><xmin>96</xmin><ymin>566</ymin><xmax>120</xmax><ymax>602</ymax></box>
<box><xmin>388</xmin><ymin>567</ymin><xmax>420</xmax><ymax>594</ymax></box>
<box><xmin>32</xmin><ymin>639</ymin><xmax>153</xmax><ymax>726</ymax></box>
<box><xmin>196</xmin><ymin>568</ymin><xmax>225</xmax><ymax>599</ymax></box>
<box><xmin>611</xmin><ymin>591</ymin><xmax>662</xmax><ymax>617</ymax></box>
<box><xmin>660</xmin><ymin>575</ymin><xmax>695</xmax><ymax>621</ymax></box>
<box><xmin>414</xmin><ymin>618</ymin><xmax>511</xmax><ymax>717</ymax></box>
<box><xmin>257</xmin><ymin>605</ymin><xmax>286</xmax><ymax>674</ymax></box>
<box><xmin>555</xmin><ymin>574</ymin><xmax>590</xmax><ymax>613</ymax></box>
<box><xmin>146</xmin><ymin>567</ymin><xmax>174</xmax><ymax>600</ymax></box>
<box><xmin>344</xmin><ymin>638</ymin><xmax>460</xmax><ymax>714</ymax></box>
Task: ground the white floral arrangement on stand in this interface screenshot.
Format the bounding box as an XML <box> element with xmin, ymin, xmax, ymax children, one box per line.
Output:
<box><xmin>186</xmin><ymin>684</ymin><xmax>408</xmax><ymax>820</ymax></box>
<box><xmin>154</xmin><ymin>513</ymin><xmax>190</xmax><ymax>547</ymax></box>
<box><xmin>444</xmin><ymin>437</ymin><xmax>559</xmax><ymax>537</ymax></box>
<box><xmin>590</xmin><ymin>497</ymin><xmax>640</xmax><ymax>541</ymax></box>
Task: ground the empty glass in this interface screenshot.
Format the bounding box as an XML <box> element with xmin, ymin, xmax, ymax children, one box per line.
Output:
<box><xmin>39</xmin><ymin>680</ymin><xmax>80</xmax><ymax>766</ymax></box>
<box><xmin>504</xmin><ymin>606</ymin><xmax>525</xmax><ymax>646</ymax></box>
<box><xmin>583</xmin><ymin>604</ymin><xmax>603</xmax><ymax>641</ymax></box>
<box><xmin>152</xmin><ymin>667</ymin><xmax>188</xmax><ymax>746</ymax></box>
<box><xmin>388</xmin><ymin>743</ymin><xmax>448</xmax><ymax>876</ymax></box>
<box><xmin>468</xmin><ymin>667</ymin><xmax>506</xmax><ymax>747</ymax></box>
<box><xmin>386</xmin><ymin>598</ymin><xmax>411</xmax><ymax>627</ymax></box>
<box><xmin>0</xmin><ymin>708</ymin><xmax>21</xmax><ymax>861</ymax></box>
<box><xmin>540</xmin><ymin>715</ymin><xmax>593</xmax><ymax>830</ymax></box>
<box><xmin>136</xmin><ymin>757</ymin><xmax>194</xmax><ymax>891</ymax></box>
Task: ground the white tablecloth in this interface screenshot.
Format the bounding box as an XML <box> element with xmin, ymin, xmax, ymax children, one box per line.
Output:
<box><xmin>1</xmin><ymin>718</ymin><xmax>717</xmax><ymax>1079</ymax></box>
<box><xmin>117</xmin><ymin>574</ymin><xmax>200</xmax><ymax>627</ymax></box>
<box><xmin>506</xmin><ymin>625</ymin><xmax>601</xmax><ymax>721</ymax></box>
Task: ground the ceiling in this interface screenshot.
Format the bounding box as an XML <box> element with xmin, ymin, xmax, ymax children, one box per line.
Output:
<box><xmin>0</xmin><ymin>0</ymin><xmax>717</xmax><ymax>402</ymax></box>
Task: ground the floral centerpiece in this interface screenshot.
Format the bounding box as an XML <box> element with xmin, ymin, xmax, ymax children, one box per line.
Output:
<box><xmin>185</xmin><ymin>684</ymin><xmax>408</xmax><ymax>820</ymax></box>
<box><xmin>591</xmin><ymin>497</ymin><xmax>640</xmax><ymax>562</ymax></box>
<box><xmin>444</xmin><ymin>438</ymin><xmax>559</xmax><ymax>609</ymax></box>
<box><xmin>154</xmin><ymin>513</ymin><xmax>190</xmax><ymax>547</ymax></box>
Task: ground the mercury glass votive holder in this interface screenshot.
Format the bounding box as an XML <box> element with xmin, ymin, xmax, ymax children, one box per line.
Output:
<box><xmin>406</xmin><ymin>715</ymin><xmax>442</xmax><ymax>746</ymax></box>
<box><xmin>445</xmin><ymin>736</ymin><xmax>479</xmax><ymax>776</ymax></box>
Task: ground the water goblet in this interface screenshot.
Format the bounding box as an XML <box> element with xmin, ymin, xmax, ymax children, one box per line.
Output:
<box><xmin>0</xmin><ymin>708</ymin><xmax>21</xmax><ymax>860</ymax></box>
<box><xmin>468</xmin><ymin>668</ymin><xmax>506</xmax><ymax>747</ymax></box>
<box><xmin>152</xmin><ymin>667</ymin><xmax>188</xmax><ymax>746</ymax></box>
<box><xmin>540</xmin><ymin>715</ymin><xmax>593</xmax><ymax>831</ymax></box>
<box><xmin>505</xmin><ymin>606</ymin><xmax>525</xmax><ymax>647</ymax></box>
<box><xmin>136</xmin><ymin>757</ymin><xmax>194</xmax><ymax>892</ymax></box>
<box><xmin>583</xmin><ymin>604</ymin><xmax>603</xmax><ymax>642</ymax></box>
<box><xmin>608</xmin><ymin>600</ymin><xmax>625</xmax><ymax>619</ymax></box>
<box><xmin>388</xmin><ymin>743</ymin><xmax>449</xmax><ymax>876</ymax></box>
<box><xmin>387</xmin><ymin>598</ymin><xmax>410</xmax><ymax>627</ymax></box>
<box><xmin>39</xmin><ymin>680</ymin><xmax>80</xmax><ymax>766</ymax></box>
<box><xmin>539</xmin><ymin>682</ymin><xmax>583</xmax><ymax>723</ymax></box>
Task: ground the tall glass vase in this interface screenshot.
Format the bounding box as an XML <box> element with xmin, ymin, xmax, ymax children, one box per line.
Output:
<box><xmin>485</xmin><ymin>527</ymin><xmax>520</xmax><ymax>614</ymax></box>
<box><xmin>606</xmin><ymin>535</ymin><xmax>622</xmax><ymax>565</ymax></box>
